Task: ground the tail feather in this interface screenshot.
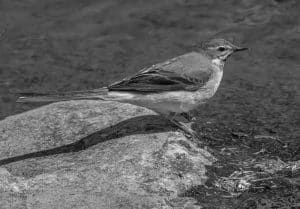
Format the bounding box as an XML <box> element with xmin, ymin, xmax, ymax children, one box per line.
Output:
<box><xmin>16</xmin><ymin>88</ymin><xmax>109</xmax><ymax>103</ymax></box>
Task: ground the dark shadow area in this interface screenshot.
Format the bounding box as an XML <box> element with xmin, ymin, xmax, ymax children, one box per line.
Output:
<box><xmin>0</xmin><ymin>115</ymin><xmax>175</xmax><ymax>166</ymax></box>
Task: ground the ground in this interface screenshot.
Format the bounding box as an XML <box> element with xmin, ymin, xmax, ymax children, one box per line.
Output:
<box><xmin>0</xmin><ymin>0</ymin><xmax>299</xmax><ymax>208</ymax></box>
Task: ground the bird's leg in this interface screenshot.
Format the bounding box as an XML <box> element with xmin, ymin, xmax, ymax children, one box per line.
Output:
<box><xmin>166</xmin><ymin>112</ymin><xmax>199</xmax><ymax>139</ymax></box>
<box><xmin>171</xmin><ymin>119</ymin><xmax>199</xmax><ymax>139</ymax></box>
<box><xmin>178</xmin><ymin>112</ymin><xmax>198</xmax><ymax>137</ymax></box>
<box><xmin>180</xmin><ymin>112</ymin><xmax>196</xmax><ymax>123</ymax></box>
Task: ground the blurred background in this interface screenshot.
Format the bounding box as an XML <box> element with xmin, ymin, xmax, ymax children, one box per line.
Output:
<box><xmin>0</xmin><ymin>0</ymin><xmax>299</xmax><ymax>207</ymax></box>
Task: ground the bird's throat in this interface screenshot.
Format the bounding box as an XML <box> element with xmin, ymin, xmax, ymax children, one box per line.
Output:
<box><xmin>212</xmin><ymin>58</ymin><xmax>224</xmax><ymax>69</ymax></box>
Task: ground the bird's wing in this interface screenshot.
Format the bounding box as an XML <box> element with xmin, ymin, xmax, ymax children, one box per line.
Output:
<box><xmin>108</xmin><ymin>64</ymin><xmax>213</xmax><ymax>93</ymax></box>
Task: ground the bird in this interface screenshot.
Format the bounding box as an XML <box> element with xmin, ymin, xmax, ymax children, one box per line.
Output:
<box><xmin>17</xmin><ymin>38</ymin><xmax>247</xmax><ymax>139</ymax></box>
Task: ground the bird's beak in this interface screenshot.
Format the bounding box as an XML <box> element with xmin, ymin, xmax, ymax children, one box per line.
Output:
<box><xmin>234</xmin><ymin>47</ymin><xmax>248</xmax><ymax>52</ymax></box>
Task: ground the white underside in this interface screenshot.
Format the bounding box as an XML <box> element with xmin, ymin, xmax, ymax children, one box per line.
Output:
<box><xmin>108</xmin><ymin>60</ymin><xmax>224</xmax><ymax>115</ymax></box>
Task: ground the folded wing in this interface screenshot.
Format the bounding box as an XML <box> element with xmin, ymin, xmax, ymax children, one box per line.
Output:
<box><xmin>108</xmin><ymin>67</ymin><xmax>212</xmax><ymax>93</ymax></box>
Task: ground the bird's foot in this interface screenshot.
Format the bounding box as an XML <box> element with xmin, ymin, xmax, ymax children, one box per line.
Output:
<box><xmin>169</xmin><ymin>118</ymin><xmax>200</xmax><ymax>140</ymax></box>
<box><xmin>182</xmin><ymin>131</ymin><xmax>198</xmax><ymax>139</ymax></box>
<box><xmin>182</xmin><ymin>129</ymin><xmax>200</xmax><ymax>140</ymax></box>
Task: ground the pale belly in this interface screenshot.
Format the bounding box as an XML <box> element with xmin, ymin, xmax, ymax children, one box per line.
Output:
<box><xmin>108</xmin><ymin>65</ymin><xmax>223</xmax><ymax>115</ymax></box>
<box><xmin>108</xmin><ymin>89</ymin><xmax>216</xmax><ymax>115</ymax></box>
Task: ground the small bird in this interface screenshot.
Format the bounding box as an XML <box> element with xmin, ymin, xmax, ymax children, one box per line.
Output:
<box><xmin>17</xmin><ymin>38</ymin><xmax>247</xmax><ymax>138</ymax></box>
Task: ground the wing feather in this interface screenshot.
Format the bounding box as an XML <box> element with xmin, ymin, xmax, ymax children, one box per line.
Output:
<box><xmin>108</xmin><ymin>67</ymin><xmax>212</xmax><ymax>93</ymax></box>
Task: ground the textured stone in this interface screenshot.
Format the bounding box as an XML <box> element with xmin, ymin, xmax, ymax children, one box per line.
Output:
<box><xmin>0</xmin><ymin>101</ymin><xmax>215</xmax><ymax>209</ymax></box>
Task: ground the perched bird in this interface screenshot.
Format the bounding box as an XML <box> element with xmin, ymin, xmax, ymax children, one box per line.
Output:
<box><xmin>17</xmin><ymin>38</ymin><xmax>247</xmax><ymax>138</ymax></box>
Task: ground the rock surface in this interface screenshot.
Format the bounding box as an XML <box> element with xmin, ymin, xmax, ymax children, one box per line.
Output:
<box><xmin>0</xmin><ymin>101</ymin><xmax>215</xmax><ymax>209</ymax></box>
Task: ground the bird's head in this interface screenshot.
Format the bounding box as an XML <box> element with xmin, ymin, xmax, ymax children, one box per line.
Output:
<box><xmin>201</xmin><ymin>38</ymin><xmax>248</xmax><ymax>61</ymax></box>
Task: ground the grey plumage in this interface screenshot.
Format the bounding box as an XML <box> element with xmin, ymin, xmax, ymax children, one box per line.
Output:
<box><xmin>108</xmin><ymin>52</ymin><xmax>214</xmax><ymax>92</ymax></box>
<box><xmin>17</xmin><ymin>88</ymin><xmax>109</xmax><ymax>102</ymax></box>
<box><xmin>16</xmin><ymin>38</ymin><xmax>247</xmax><ymax>138</ymax></box>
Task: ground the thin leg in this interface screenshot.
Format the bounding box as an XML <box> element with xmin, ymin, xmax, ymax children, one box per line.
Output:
<box><xmin>180</xmin><ymin>112</ymin><xmax>196</xmax><ymax>123</ymax></box>
<box><xmin>165</xmin><ymin>112</ymin><xmax>199</xmax><ymax>139</ymax></box>
<box><xmin>170</xmin><ymin>118</ymin><xmax>199</xmax><ymax>139</ymax></box>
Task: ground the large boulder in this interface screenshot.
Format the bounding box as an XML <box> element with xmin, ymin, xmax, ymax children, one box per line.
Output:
<box><xmin>0</xmin><ymin>101</ymin><xmax>215</xmax><ymax>209</ymax></box>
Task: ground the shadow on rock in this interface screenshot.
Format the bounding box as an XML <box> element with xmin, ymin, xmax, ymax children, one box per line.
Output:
<box><xmin>0</xmin><ymin>115</ymin><xmax>174</xmax><ymax>166</ymax></box>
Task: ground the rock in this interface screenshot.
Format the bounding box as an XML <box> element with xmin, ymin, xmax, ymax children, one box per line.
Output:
<box><xmin>0</xmin><ymin>101</ymin><xmax>215</xmax><ymax>209</ymax></box>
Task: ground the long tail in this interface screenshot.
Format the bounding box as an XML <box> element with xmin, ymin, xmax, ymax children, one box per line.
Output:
<box><xmin>16</xmin><ymin>88</ymin><xmax>109</xmax><ymax>103</ymax></box>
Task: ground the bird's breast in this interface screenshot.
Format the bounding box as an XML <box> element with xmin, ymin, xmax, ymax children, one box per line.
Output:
<box><xmin>193</xmin><ymin>65</ymin><xmax>223</xmax><ymax>103</ymax></box>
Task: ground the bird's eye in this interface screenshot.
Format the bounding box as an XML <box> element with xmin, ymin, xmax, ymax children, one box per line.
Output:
<box><xmin>218</xmin><ymin>47</ymin><xmax>226</xmax><ymax>52</ymax></box>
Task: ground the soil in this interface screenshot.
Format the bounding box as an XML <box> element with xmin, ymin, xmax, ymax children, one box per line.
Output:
<box><xmin>0</xmin><ymin>0</ymin><xmax>299</xmax><ymax>208</ymax></box>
